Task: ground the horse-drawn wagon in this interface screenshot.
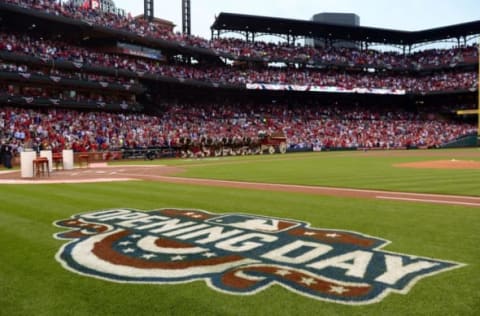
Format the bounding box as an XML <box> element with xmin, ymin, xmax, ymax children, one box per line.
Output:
<box><xmin>256</xmin><ymin>131</ymin><xmax>287</xmax><ymax>154</ymax></box>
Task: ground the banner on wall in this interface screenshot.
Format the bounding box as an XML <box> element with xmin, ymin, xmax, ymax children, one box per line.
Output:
<box><xmin>246</xmin><ymin>83</ymin><xmax>406</xmax><ymax>95</ymax></box>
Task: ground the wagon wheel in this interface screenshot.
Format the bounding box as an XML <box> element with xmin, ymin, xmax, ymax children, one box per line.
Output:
<box><xmin>259</xmin><ymin>145</ymin><xmax>266</xmax><ymax>155</ymax></box>
<box><xmin>279</xmin><ymin>142</ymin><xmax>287</xmax><ymax>154</ymax></box>
<box><xmin>268</xmin><ymin>145</ymin><xmax>275</xmax><ymax>155</ymax></box>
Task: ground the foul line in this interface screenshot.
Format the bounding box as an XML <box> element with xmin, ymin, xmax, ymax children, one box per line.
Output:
<box><xmin>117</xmin><ymin>173</ymin><xmax>480</xmax><ymax>207</ymax></box>
<box><xmin>161</xmin><ymin>175</ymin><xmax>480</xmax><ymax>201</ymax></box>
<box><xmin>2</xmin><ymin>168</ymin><xmax>479</xmax><ymax>207</ymax></box>
<box><xmin>0</xmin><ymin>178</ymin><xmax>135</xmax><ymax>184</ymax></box>
<box><xmin>376</xmin><ymin>196</ymin><xmax>480</xmax><ymax>207</ymax></box>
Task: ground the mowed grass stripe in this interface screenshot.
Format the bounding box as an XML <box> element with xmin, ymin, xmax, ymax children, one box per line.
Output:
<box><xmin>0</xmin><ymin>180</ymin><xmax>479</xmax><ymax>315</ymax></box>
<box><xmin>3</xmin><ymin>181</ymin><xmax>475</xmax><ymax>262</ymax></box>
<box><xmin>162</xmin><ymin>151</ymin><xmax>480</xmax><ymax>196</ymax></box>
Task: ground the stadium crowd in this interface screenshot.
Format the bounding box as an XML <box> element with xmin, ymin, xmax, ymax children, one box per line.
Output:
<box><xmin>3</xmin><ymin>0</ymin><xmax>479</xmax><ymax>69</ymax></box>
<box><xmin>0</xmin><ymin>82</ymin><xmax>137</xmax><ymax>106</ymax></box>
<box><xmin>0</xmin><ymin>1</ymin><xmax>477</xmax><ymax>161</ymax></box>
<box><xmin>0</xmin><ymin>32</ymin><xmax>477</xmax><ymax>93</ymax></box>
<box><xmin>3</xmin><ymin>0</ymin><xmax>201</xmax><ymax>44</ymax></box>
<box><xmin>210</xmin><ymin>38</ymin><xmax>478</xmax><ymax>68</ymax></box>
<box><xmin>0</xmin><ymin>103</ymin><xmax>476</xmax><ymax>156</ymax></box>
<box><xmin>0</xmin><ymin>61</ymin><xmax>137</xmax><ymax>85</ymax></box>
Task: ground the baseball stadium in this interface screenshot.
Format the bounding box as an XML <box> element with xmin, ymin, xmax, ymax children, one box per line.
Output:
<box><xmin>0</xmin><ymin>1</ymin><xmax>479</xmax><ymax>315</ymax></box>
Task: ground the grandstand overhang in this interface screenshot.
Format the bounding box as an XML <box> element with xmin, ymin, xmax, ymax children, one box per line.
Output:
<box><xmin>211</xmin><ymin>12</ymin><xmax>480</xmax><ymax>47</ymax></box>
<box><xmin>0</xmin><ymin>2</ymin><xmax>220</xmax><ymax>62</ymax></box>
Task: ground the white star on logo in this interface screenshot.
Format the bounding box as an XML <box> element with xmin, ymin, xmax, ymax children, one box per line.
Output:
<box><xmin>300</xmin><ymin>277</ymin><xmax>317</xmax><ymax>286</ymax></box>
<box><xmin>141</xmin><ymin>253</ymin><xmax>157</xmax><ymax>260</ymax></box>
<box><xmin>325</xmin><ymin>233</ymin><xmax>340</xmax><ymax>238</ymax></box>
<box><xmin>329</xmin><ymin>285</ymin><xmax>349</xmax><ymax>294</ymax></box>
<box><xmin>202</xmin><ymin>252</ymin><xmax>217</xmax><ymax>258</ymax></box>
<box><xmin>171</xmin><ymin>255</ymin><xmax>186</xmax><ymax>261</ymax></box>
<box><xmin>123</xmin><ymin>248</ymin><xmax>135</xmax><ymax>254</ymax></box>
<box><xmin>275</xmin><ymin>269</ymin><xmax>291</xmax><ymax>276</ymax></box>
<box><xmin>119</xmin><ymin>241</ymin><xmax>133</xmax><ymax>246</ymax></box>
<box><xmin>304</xmin><ymin>231</ymin><xmax>316</xmax><ymax>236</ymax></box>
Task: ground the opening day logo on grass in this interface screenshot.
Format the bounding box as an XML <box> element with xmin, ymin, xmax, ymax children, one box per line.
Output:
<box><xmin>54</xmin><ymin>208</ymin><xmax>464</xmax><ymax>305</ymax></box>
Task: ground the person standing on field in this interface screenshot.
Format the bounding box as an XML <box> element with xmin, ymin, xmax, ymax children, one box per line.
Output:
<box><xmin>2</xmin><ymin>139</ymin><xmax>13</xmax><ymax>169</ymax></box>
<box><xmin>0</xmin><ymin>139</ymin><xmax>4</xmax><ymax>167</ymax></box>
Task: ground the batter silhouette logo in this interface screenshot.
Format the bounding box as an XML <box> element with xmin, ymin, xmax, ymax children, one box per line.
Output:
<box><xmin>54</xmin><ymin>208</ymin><xmax>464</xmax><ymax>305</ymax></box>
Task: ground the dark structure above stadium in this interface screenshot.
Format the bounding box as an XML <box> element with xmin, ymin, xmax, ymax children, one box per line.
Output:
<box><xmin>211</xmin><ymin>13</ymin><xmax>480</xmax><ymax>46</ymax></box>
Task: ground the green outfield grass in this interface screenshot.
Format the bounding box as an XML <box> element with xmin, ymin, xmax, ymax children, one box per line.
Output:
<box><xmin>1</xmin><ymin>149</ymin><xmax>479</xmax><ymax>316</ymax></box>
<box><xmin>118</xmin><ymin>148</ymin><xmax>480</xmax><ymax>196</ymax></box>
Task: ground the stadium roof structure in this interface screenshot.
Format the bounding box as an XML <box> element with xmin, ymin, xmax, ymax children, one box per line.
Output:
<box><xmin>211</xmin><ymin>13</ymin><xmax>480</xmax><ymax>46</ymax></box>
<box><xmin>0</xmin><ymin>2</ymin><xmax>222</xmax><ymax>63</ymax></box>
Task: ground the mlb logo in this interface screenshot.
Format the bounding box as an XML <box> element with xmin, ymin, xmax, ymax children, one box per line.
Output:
<box><xmin>207</xmin><ymin>214</ymin><xmax>299</xmax><ymax>233</ymax></box>
<box><xmin>54</xmin><ymin>208</ymin><xmax>465</xmax><ymax>305</ymax></box>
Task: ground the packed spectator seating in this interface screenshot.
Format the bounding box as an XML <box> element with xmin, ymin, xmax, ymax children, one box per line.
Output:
<box><xmin>3</xmin><ymin>0</ymin><xmax>202</xmax><ymax>44</ymax></box>
<box><xmin>0</xmin><ymin>1</ymin><xmax>477</xmax><ymax>159</ymax></box>
<box><xmin>1</xmin><ymin>1</ymin><xmax>478</xmax><ymax>94</ymax></box>
<box><xmin>3</xmin><ymin>0</ymin><xmax>479</xmax><ymax>70</ymax></box>
<box><xmin>0</xmin><ymin>82</ymin><xmax>138</xmax><ymax>108</ymax></box>
<box><xmin>0</xmin><ymin>103</ymin><xmax>476</xmax><ymax>156</ymax></box>
<box><xmin>0</xmin><ymin>61</ymin><xmax>137</xmax><ymax>85</ymax></box>
<box><xmin>0</xmin><ymin>31</ymin><xmax>477</xmax><ymax>93</ymax></box>
<box><xmin>210</xmin><ymin>38</ymin><xmax>478</xmax><ymax>68</ymax></box>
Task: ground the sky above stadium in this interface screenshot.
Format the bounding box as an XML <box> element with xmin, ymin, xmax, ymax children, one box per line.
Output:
<box><xmin>114</xmin><ymin>0</ymin><xmax>479</xmax><ymax>39</ymax></box>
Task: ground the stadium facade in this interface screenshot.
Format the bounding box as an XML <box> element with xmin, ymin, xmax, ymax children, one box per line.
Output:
<box><xmin>0</xmin><ymin>0</ymin><xmax>478</xmax><ymax>162</ymax></box>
